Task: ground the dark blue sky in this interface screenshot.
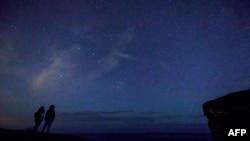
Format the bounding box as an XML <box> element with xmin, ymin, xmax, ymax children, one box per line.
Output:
<box><xmin>0</xmin><ymin>0</ymin><xmax>249</xmax><ymax>133</ymax></box>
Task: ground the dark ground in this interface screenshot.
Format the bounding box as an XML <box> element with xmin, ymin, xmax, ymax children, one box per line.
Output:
<box><xmin>0</xmin><ymin>128</ymin><xmax>86</xmax><ymax>141</ymax></box>
<box><xmin>75</xmin><ymin>132</ymin><xmax>214</xmax><ymax>141</ymax></box>
<box><xmin>4</xmin><ymin>128</ymin><xmax>249</xmax><ymax>141</ymax></box>
<box><xmin>0</xmin><ymin>128</ymin><xmax>214</xmax><ymax>141</ymax></box>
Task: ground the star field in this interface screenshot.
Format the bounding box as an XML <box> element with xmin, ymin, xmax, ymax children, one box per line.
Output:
<box><xmin>0</xmin><ymin>0</ymin><xmax>250</xmax><ymax>133</ymax></box>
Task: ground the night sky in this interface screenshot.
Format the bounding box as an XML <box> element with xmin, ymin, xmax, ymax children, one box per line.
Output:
<box><xmin>0</xmin><ymin>0</ymin><xmax>250</xmax><ymax>133</ymax></box>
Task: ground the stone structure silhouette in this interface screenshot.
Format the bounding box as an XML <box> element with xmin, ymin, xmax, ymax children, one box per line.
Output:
<box><xmin>203</xmin><ymin>89</ymin><xmax>250</xmax><ymax>140</ymax></box>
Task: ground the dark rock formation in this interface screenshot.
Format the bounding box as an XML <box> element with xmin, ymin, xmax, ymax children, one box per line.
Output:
<box><xmin>203</xmin><ymin>89</ymin><xmax>250</xmax><ymax>140</ymax></box>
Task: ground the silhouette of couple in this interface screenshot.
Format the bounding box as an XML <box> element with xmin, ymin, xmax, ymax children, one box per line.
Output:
<box><xmin>33</xmin><ymin>105</ymin><xmax>55</xmax><ymax>133</ymax></box>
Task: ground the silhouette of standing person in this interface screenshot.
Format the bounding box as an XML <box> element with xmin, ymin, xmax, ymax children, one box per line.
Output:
<box><xmin>41</xmin><ymin>105</ymin><xmax>55</xmax><ymax>133</ymax></box>
<box><xmin>33</xmin><ymin>106</ymin><xmax>45</xmax><ymax>132</ymax></box>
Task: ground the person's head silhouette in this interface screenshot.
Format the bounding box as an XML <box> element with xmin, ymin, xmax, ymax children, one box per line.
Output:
<box><xmin>49</xmin><ymin>105</ymin><xmax>55</xmax><ymax>110</ymax></box>
<box><xmin>38</xmin><ymin>106</ymin><xmax>45</xmax><ymax>113</ymax></box>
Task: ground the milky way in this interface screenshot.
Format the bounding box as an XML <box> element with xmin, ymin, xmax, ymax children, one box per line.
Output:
<box><xmin>0</xmin><ymin>0</ymin><xmax>249</xmax><ymax>133</ymax></box>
